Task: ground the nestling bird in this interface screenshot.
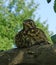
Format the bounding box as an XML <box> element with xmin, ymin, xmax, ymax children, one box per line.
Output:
<box><xmin>15</xmin><ymin>19</ymin><xmax>50</xmax><ymax>48</ymax></box>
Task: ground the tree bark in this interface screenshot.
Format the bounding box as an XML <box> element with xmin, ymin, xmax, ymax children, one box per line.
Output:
<box><xmin>0</xmin><ymin>44</ymin><xmax>56</xmax><ymax>65</ymax></box>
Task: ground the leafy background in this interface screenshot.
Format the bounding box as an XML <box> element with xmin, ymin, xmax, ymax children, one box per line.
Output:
<box><xmin>0</xmin><ymin>0</ymin><xmax>55</xmax><ymax>50</ymax></box>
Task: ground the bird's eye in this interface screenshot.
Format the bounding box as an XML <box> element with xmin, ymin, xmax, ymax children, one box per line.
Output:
<box><xmin>27</xmin><ymin>22</ymin><xmax>30</xmax><ymax>24</ymax></box>
<box><xmin>27</xmin><ymin>22</ymin><xmax>32</xmax><ymax>25</ymax></box>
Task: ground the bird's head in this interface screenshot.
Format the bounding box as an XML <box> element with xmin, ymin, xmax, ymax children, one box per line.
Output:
<box><xmin>23</xmin><ymin>19</ymin><xmax>36</xmax><ymax>30</ymax></box>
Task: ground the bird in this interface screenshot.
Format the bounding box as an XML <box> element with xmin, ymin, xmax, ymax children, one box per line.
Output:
<box><xmin>15</xmin><ymin>19</ymin><xmax>50</xmax><ymax>48</ymax></box>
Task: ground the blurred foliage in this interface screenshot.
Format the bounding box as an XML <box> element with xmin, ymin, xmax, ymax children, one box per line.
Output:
<box><xmin>54</xmin><ymin>0</ymin><xmax>56</xmax><ymax>12</ymax></box>
<box><xmin>0</xmin><ymin>0</ymin><xmax>52</xmax><ymax>50</ymax></box>
<box><xmin>47</xmin><ymin>0</ymin><xmax>51</xmax><ymax>3</ymax></box>
<box><xmin>47</xmin><ymin>0</ymin><xmax>56</xmax><ymax>13</ymax></box>
<box><xmin>35</xmin><ymin>18</ymin><xmax>53</xmax><ymax>44</ymax></box>
<box><xmin>51</xmin><ymin>34</ymin><xmax>56</xmax><ymax>44</ymax></box>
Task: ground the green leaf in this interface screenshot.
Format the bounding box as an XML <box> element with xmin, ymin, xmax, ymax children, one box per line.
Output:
<box><xmin>47</xmin><ymin>0</ymin><xmax>51</xmax><ymax>3</ymax></box>
<box><xmin>54</xmin><ymin>0</ymin><xmax>56</xmax><ymax>12</ymax></box>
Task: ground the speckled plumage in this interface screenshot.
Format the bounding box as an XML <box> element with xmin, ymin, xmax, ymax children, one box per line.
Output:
<box><xmin>15</xmin><ymin>19</ymin><xmax>49</xmax><ymax>48</ymax></box>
